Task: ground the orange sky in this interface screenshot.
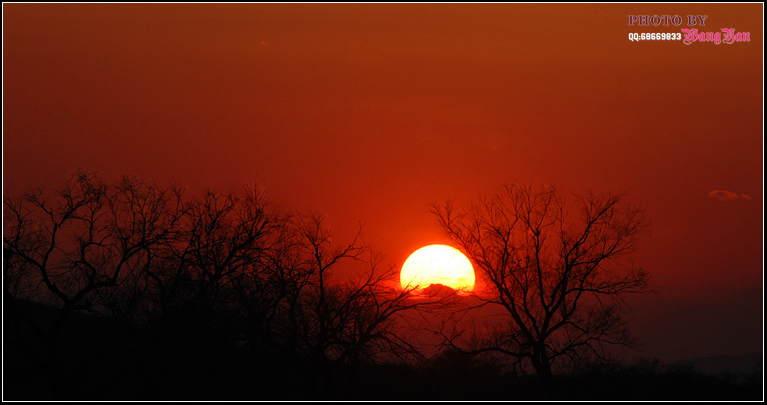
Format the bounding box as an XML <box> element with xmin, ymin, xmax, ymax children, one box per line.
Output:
<box><xmin>3</xmin><ymin>4</ymin><xmax>763</xmax><ymax>362</ymax></box>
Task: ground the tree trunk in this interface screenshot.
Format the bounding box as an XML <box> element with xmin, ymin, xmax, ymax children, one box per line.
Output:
<box><xmin>532</xmin><ymin>342</ymin><xmax>553</xmax><ymax>385</ymax></box>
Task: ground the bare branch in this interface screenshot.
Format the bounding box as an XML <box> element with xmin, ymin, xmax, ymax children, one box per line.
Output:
<box><xmin>430</xmin><ymin>184</ymin><xmax>651</xmax><ymax>381</ymax></box>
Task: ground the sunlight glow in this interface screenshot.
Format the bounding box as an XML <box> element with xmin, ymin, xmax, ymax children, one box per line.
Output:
<box><xmin>400</xmin><ymin>244</ymin><xmax>475</xmax><ymax>295</ymax></box>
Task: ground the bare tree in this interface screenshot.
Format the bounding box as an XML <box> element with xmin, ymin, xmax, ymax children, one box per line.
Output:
<box><xmin>270</xmin><ymin>213</ymin><xmax>430</xmax><ymax>366</ymax></box>
<box><xmin>431</xmin><ymin>184</ymin><xmax>651</xmax><ymax>382</ymax></box>
<box><xmin>126</xmin><ymin>181</ymin><xmax>287</xmax><ymax>355</ymax></box>
<box><xmin>3</xmin><ymin>171</ymin><xmax>189</xmax><ymax>397</ymax></box>
<box><xmin>3</xmin><ymin>171</ymin><xmax>186</xmax><ymax>335</ymax></box>
<box><xmin>4</xmin><ymin>172</ymin><xmax>463</xmax><ymax>398</ymax></box>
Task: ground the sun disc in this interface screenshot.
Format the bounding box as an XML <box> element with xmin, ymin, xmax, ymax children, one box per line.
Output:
<box><xmin>400</xmin><ymin>244</ymin><xmax>475</xmax><ymax>295</ymax></box>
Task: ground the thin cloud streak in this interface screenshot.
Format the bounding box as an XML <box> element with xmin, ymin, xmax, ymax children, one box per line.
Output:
<box><xmin>707</xmin><ymin>190</ymin><xmax>751</xmax><ymax>201</ymax></box>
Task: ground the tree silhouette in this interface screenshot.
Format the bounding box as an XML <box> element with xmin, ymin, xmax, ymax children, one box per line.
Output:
<box><xmin>431</xmin><ymin>184</ymin><xmax>651</xmax><ymax>382</ymax></box>
<box><xmin>6</xmin><ymin>176</ymin><xmax>760</xmax><ymax>400</ymax></box>
<box><xmin>3</xmin><ymin>171</ymin><xmax>189</xmax><ymax>396</ymax></box>
<box><xmin>267</xmin><ymin>214</ymin><xmax>437</xmax><ymax>385</ymax></box>
<box><xmin>3</xmin><ymin>172</ymin><xmax>441</xmax><ymax>398</ymax></box>
<box><xmin>3</xmin><ymin>171</ymin><xmax>187</xmax><ymax>335</ymax></box>
<box><xmin>143</xmin><ymin>184</ymin><xmax>277</xmax><ymax>344</ymax></box>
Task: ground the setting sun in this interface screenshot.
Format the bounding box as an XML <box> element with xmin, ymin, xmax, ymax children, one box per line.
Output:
<box><xmin>400</xmin><ymin>244</ymin><xmax>475</xmax><ymax>295</ymax></box>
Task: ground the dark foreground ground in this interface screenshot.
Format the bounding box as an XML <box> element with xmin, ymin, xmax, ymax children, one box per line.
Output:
<box><xmin>4</xmin><ymin>299</ymin><xmax>762</xmax><ymax>401</ymax></box>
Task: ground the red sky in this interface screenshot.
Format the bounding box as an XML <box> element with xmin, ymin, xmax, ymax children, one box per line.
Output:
<box><xmin>3</xmin><ymin>4</ymin><xmax>763</xmax><ymax>362</ymax></box>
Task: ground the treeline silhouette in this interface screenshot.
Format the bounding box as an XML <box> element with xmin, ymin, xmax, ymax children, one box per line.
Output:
<box><xmin>3</xmin><ymin>172</ymin><xmax>761</xmax><ymax>400</ymax></box>
<box><xmin>4</xmin><ymin>171</ymin><xmax>432</xmax><ymax>399</ymax></box>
